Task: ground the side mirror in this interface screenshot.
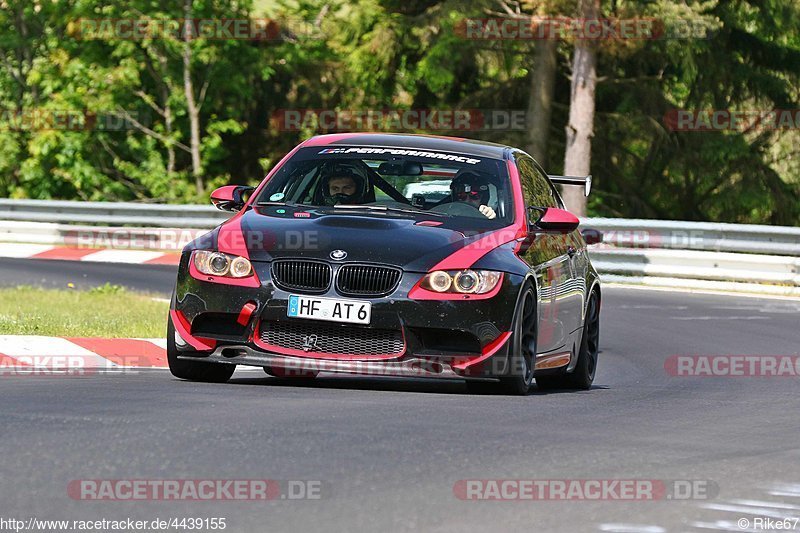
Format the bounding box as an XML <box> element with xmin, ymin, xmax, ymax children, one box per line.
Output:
<box><xmin>210</xmin><ymin>185</ymin><xmax>255</xmax><ymax>212</ymax></box>
<box><xmin>581</xmin><ymin>228</ymin><xmax>603</xmax><ymax>245</ymax></box>
<box><xmin>530</xmin><ymin>207</ymin><xmax>580</xmax><ymax>233</ymax></box>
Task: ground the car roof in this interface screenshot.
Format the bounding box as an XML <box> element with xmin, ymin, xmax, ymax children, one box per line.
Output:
<box><xmin>302</xmin><ymin>133</ymin><xmax>513</xmax><ymax>160</ymax></box>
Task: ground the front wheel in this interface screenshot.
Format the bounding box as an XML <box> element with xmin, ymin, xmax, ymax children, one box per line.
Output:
<box><xmin>466</xmin><ymin>284</ymin><xmax>537</xmax><ymax>395</ymax></box>
<box><xmin>498</xmin><ymin>285</ymin><xmax>537</xmax><ymax>395</ymax></box>
<box><xmin>167</xmin><ymin>318</ymin><xmax>235</xmax><ymax>383</ymax></box>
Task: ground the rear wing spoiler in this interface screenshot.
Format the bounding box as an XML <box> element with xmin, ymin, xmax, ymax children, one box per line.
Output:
<box><xmin>548</xmin><ymin>174</ymin><xmax>592</xmax><ymax>196</ymax></box>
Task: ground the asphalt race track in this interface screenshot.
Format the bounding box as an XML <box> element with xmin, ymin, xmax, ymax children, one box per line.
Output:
<box><xmin>1</xmin><ymin>259</ymin><xmax>799</xmax><ymax>532</ymax></box>
<box><xmin>0</xmin><ymin>257</ymin><xmax>177</xmax><ymax>294</ymax></box>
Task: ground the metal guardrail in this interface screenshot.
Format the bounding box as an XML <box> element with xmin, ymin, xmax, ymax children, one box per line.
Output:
<box><xmin>581</xmin><ymin>217</ymin><xmax>800</xmax><ymax>257</ymax></box>
<box><xmin>588</xmin><ymin>248</ymin><xmax>800</xmax><ymax>285</ymax></box>
<box><xmin>1</xmin><ymin>199</ymin><xmax>798</xmax><ymax>296</ymax></box>
<box><xmin>582</xmin><ymin>218</ymin><xmax>800</xmax><ymax>296</ymax></box>
<box><xmin>0</xmin><ymin>199</ymin><xmax>228</xmax><ymax>228</ymax></box>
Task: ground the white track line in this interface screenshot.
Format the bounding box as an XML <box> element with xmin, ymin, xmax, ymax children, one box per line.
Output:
<box><xmin>0</xmin><ymin>336</ymin><xmax>116</xmax><ymax>368</ymax></box>
<box><xmin>0</xmin><ymin>243</ymin><xmax>56</xmax><ymax>258</ymax></box>
<box><xmin>80</xmin><ymin>249</ymin><xmax>166</xmax><ymax>263</ymax></box>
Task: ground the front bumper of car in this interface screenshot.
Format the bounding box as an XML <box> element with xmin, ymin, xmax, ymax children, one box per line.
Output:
<box><xmin>171</xmin><ymin>253</ymin><xmax>526</xmax><ymax>379</ymax></box>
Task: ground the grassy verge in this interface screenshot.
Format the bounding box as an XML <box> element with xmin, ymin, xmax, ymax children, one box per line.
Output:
<box><xmin>0</xmin><ymin>284</ymin><xmax>168</xmax><ymax>338</ymax></box>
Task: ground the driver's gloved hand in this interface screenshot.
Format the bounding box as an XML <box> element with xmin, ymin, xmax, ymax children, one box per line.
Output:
<box><xmin>479</xmin><ymin>205</ymin><xmax>496</xmax><ymax>219</ymax></box>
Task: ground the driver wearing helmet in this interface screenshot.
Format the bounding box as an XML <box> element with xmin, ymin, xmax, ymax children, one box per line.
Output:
<box><xmin>321</xmin><ymin>166</ymin><xmax>368</xmax><ymax>206</ymax></box>
<box><xmin>450</xmin><ymin>170</ymin><xmax>496</xmax><ymax>219</ymax></box>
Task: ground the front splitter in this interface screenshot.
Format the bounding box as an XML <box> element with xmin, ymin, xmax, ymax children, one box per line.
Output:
<box><xmin>178</xmin><ymin>345</ymin><xmax>500</xmax><ymax>382</ymax></box>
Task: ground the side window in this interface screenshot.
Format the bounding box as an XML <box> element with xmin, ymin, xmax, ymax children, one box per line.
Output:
<box><xmin>515</xmin><ymin>154</ymin><xmax>558</xmax><ymax>208</ymax></box>
<box><xmin>532</xmin><ymin>160</ymin><xmax>564</xmax><ymax>208</ymax></box>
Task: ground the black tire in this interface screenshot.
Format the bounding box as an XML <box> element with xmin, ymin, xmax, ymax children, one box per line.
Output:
<box><xmin>536</xmin><ymin>290</ymin><xmax>599</xmax><ymax>391</ymax></box>
<box><xmin>465</xmin><ymin>284</ymin><xmax>537</xmax><ymax>396</ymax></box>
<box><xmin>498</xmin><ymin>284</ymin><xmax>537</xmax><ymax>395</ymax></box>
<box><xmin>167</xmin><ymin>318</ymin><xmax>235</xmax><ymax>383</ymax></box>
<box><xmin>263</xmin><ymin>366</ymin><xmax>319</xmax><ymax>379</ymax></box>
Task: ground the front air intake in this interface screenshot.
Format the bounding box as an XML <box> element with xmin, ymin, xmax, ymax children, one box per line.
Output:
<box><xmin>335</xmin><ymin>264</ymin><xmax>402</xmax><ymax>297</ymax></box>
<box><xmin>270</xmin><ymin>260</ymin><xmax>332</xmax><ymax>293</ymax></box>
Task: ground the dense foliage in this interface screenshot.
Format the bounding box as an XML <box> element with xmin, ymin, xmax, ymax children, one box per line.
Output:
<box><xmin>1</xmin><ymin>0</ymin><xmax>798</xmax><ymax>224</ymax></box>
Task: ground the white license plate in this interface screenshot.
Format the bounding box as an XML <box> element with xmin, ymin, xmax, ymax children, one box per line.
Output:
<box><xmin>287</xmin><ymin>295</ymin><xmax>371</xmax><ymax>325</ymax></box>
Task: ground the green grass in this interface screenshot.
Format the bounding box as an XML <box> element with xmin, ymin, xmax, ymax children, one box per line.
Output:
<box><xmin>0</xmin><ymin>284</ymin><xmax>169</xmax><ymax>338</ymax></box>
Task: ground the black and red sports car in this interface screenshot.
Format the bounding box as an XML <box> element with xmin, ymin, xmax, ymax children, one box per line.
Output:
<box><xmin>168</xmin><ymin>133</ymin><xmax>601</xmax><ymax>394</ymax></box>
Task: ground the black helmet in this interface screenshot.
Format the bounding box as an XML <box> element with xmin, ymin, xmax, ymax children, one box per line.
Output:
<box><xmin>450</xmin><ymin>170</ymin><xmax>490</xmax><ymax>205</ymax></box>
<box><xmin>321</xmin><ymin>165</ymin><xmax>368</xmax><ymax>206</ymax></box>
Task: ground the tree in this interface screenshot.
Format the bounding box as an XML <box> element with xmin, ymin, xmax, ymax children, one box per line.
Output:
<box><xmin>561</xmin><ymin>0</ymin><xmax>598</xmax><ymax>217</ymax></box>
<box><xmin>0</xmin><ymin>0</ymin><xmax>796</xmax><ymax>225</ymax></box>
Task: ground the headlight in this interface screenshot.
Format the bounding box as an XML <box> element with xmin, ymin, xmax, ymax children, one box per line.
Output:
<box><xmin>420</xmin><ymin>270</ymin><xmax>503</xmax><ymax>295</ymax></box>
<box><xmin>454</xmin><ymin>270</ymin><xmax>479</xmax><ymax>293</ymax></box>
<box><xmin>193</xmin><ymin>251</ymin><xmax>253</xmax><ymax>278</ymax></box>
<box><xmin>230</xmin><ymin>256</ymin><xmax>253</xmax><ymax>278</ymax></box>
<box><xmin>427</xmin><ymin>270</ymin><xmax>452</xmax><ymax>292</ymax></box>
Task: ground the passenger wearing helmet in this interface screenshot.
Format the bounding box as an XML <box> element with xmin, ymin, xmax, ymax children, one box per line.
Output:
<box><xmin>321</xmin><ymin>167</ymin><xmax>368</xmax><ymax>206</ymax></box>
<box><xmin>450</xmin><ymin>170</ymin><xmax>496</xmax><ymax>219</ymax></box>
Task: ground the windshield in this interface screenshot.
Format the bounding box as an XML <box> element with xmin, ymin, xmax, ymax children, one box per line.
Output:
<box><xmin>255</xmin><ymin>146</ymin><xmax>514</xmax><ymax>228</ymax></box>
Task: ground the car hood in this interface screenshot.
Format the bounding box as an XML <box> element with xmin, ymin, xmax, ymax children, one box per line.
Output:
<box><xmin>213</xmin><ymin>206</ymin><xmax>512</xmax><ymax>272</ymax></box>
